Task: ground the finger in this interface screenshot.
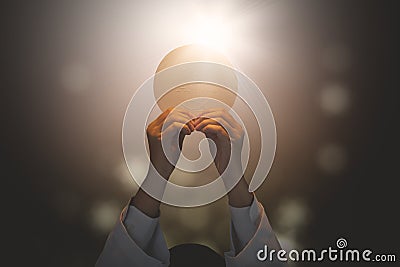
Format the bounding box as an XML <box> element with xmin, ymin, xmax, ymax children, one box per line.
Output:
<box><xmin>163</xmin><ymin>114</ymin><xmax>192</xmax><ymax>129</ymax></box>
<box><xmin>168</xmin><ymin>108</ymin><xmax>195</xmax><ymax>122</ymax></box>
<box><xmin>164</xmin><ymin>118</ymin><xmax>195</xmax><ymax>134</ymax></box>
<box><xmin>166</xmin><ymin>107</ymin><xmax>195</xmax><ymax>124</ymax></box>
<box><xmin>187</xmin><ymin>120</ymin><xmax>195</xmax><ymax>132</ymax></box>
<box><xmin>156</xmin><ymin>107</ymin><xmax>192</xmax><ymax>124</ymax></box>
<box><xmin>156</xmin><ymin>107</ymin><xmax>174</xmax><ymax>122</ymax></box>
<box><xmin>176</xmin><ymin>113</ymin><xmax>195</xmax><ymax>132</ymax></box>
<box><xmin>200</xmin><ymin>110</ymin><xmax>237</xmax><ymax>127</ymax></box>
<box><xmin>200</xmin><ymin>124</ymin><xmax>226</xmax><ymax>138</ymax></box>
<box><xmin>192</xmin><ymin>117</ymin><xmax>203</xmax><ymax>126</ymax></box>
<box><xmin>195</xmin><ymin>118</ymin><xmax>230</xmax><ymax>133</ymax></box>
<box><xmin>194</xmin><ymin>116</ymin><xmax>219</xmax><ymax>127</ymax></box>
<box><xmin>179</xmin><ymin>123</ymin><xmax>191</xmax><ymax>136</ymax></box>
<box><xmin>195</xmin><ymin>118</ymin><xmax>216</xmax><ymax>131</ymax></box>
<box><xmin>198</xmin><ymin>110</ymin><xmax>239</xmax><ymax>129</ymax></box>
<box><xmin>162</xmin><ymin>122</ymin><xmax>191</xmax><ymax>137</ymax></box>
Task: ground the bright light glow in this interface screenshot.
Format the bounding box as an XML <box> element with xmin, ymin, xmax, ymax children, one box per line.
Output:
<box><xmin>190</xmin><ymin>15</ymin><xmax>234</xmax><ymax>51</ymax></box>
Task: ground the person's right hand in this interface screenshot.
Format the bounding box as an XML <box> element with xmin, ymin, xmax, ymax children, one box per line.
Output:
<box><xmin>146</xmin><ymin>107</ymin><xmax>195</xmax><ymax>179</ymax></box>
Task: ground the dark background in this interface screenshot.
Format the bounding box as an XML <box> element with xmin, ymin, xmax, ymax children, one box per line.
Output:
<box><xmin>2</xmin><ymin>0</ymin><xmax>398</xmax><ymax>266</ymax></box>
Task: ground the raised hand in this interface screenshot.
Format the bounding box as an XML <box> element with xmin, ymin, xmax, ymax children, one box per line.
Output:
<box><xmin>133</xmin><ymin>107</ymin><xmax>194</xmax><ymax>217</ymax></box>
<box><xmin>146</xmin><ymin>107</ymin><xmax>195</xmax><ymax>179</ymax></box>
<box><xmin>194</xmin><ymin>108</ymin><xmax>244</xmax><ymax>175</ymax></box>
<box><xmin>194</xmin><ymin>108</ymin><xmax>253</xmax><ymax>207</ymax></box>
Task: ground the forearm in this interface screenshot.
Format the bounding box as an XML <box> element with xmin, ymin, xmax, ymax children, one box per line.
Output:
<box><xmin>228</xmin><ymin>176</ymin><xmax>253</xmax><ymax>208</ymax></box>
<box><xmin>219</xmin><ymin>155</ymin><xmax>253</xmax><ymax>208</ymax></box>
<box><xmin>132</xmin><ymin>189</ymin><xmax>161</xmax><ymax>218</ymax></box>
<box><xmin>132</xmin><ymin>166</ymin><xmax>170</xmax><ymax>218</ymax></box>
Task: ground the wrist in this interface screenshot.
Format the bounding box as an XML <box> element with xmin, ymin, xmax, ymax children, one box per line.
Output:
<box><xmin>150</xmin><ymin>161</ymin><xmax>173</xmax><ymax>180</ymax></box>
<box><xmin>131</xmin><ymin>190</ymin><xmax>160</xmax><ymax>218</ymax></box>
<box><xmin>220</xmin><ymin>158</ymin><xmax>243</xmax><ymax>177</ymax></box>
<box><xmin>216</xmin><ymin>153</ymin><xmax>243</xmax><ymax>174</ymax></box>
<box><xmin>228</xmin><ymin>178</ymin><xmax>253</xmax><ymax>207</ymax></box>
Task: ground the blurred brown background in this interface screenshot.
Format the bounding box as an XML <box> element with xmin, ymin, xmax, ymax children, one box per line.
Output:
<box><xmin>1</xmin><ymin>0</ymin><xmax>397</xmax><ymax>266</ymax></box>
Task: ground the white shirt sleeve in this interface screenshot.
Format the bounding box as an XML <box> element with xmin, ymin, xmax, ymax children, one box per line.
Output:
<box><xmin>95</xmin><ymin>203</ymin><xmax>170</xmax><ymax>267</ymax></box>
<box><xmin>225</xmin><ymin>195</ymin><xmax>285</xmax><ymax>266</ymax></box>
<box><xmin>96</xmin><ymin>196</ymin><xmax>283</xmax><ymax>267</ymax></box>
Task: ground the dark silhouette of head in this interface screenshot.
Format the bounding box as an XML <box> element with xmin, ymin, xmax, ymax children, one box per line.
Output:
<box><xmin>169</xmin><ymin>243</ymin><xmax>225</xmax><ymax>267</ymax></box>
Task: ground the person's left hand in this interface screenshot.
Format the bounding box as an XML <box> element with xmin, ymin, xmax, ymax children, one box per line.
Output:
<box><xmin>194</xmin><ymin>108</ymin><xmax>244</xmax><ymax>175</ymax></box>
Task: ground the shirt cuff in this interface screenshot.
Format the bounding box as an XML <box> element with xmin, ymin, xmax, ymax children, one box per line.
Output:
<box><xmin>123</xmin><ymin>202</ymin><xmax>159</xmax><ymax>250</ymax></box>
<box><xmin>229</xmin><ymin>195</ymin><xmax>261</xmax><ymax>254</ymax></box>
<box><xmin>225</xmin><ymin>197</ymin><xmax>283</xmax><ymax>266</ymax></box>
